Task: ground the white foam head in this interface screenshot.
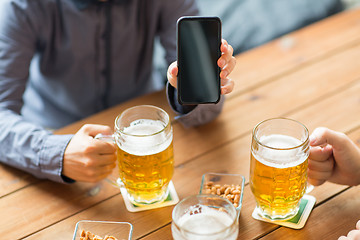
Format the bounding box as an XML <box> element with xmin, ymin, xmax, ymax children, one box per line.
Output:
<box><xmin>178</xmin><ymin>205</ymin><xmax>233</xmax><ymax>234</ymax></box>
<box><xmin>117</xmin><ymin>119</ymin><xmax>172</xmax><ymax>156</ymax></box>
<box><xmin>254</xmin><ymin>134</ymin><xmax>308</xmax><ymax>168</ymax></box>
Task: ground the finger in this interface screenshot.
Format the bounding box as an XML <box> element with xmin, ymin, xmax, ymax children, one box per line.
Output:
<box><xmin>308</xmin><ymin>156</ymin><xmax>334</xmax><ymax>172</ymax></box>
<box><xmin>85</xmin><ymin>139</ymin><xmax>117</xmax><ymax>155</ymax></box>
<box><xmin>308</xmin><ymin>178</ymin><xmax>326</xmax><ymax>186</ymax></box>
<box><xmin>80</xmin><ymin>125</ymin><xmax>117</xmax><ymax>154</ymax></box>
<box><xmin>220</xmin><ymin>56</ymin><xmax>236</xmax><ymax>79</ymax></box>
<box><xmin>355</xmin><ymin>220</ymin><xmax>360</xmax><ymax>230</ymax></box>
<box><xmin>81</xmin><ymin>124</ymin><xmax>113</xmax><ymax>138</ymax></box>
<box><xmin>347</xmin><ymin>230</ymin><xmax>360</xmax><ymax>239</ymax></box>
<box><xmin>357</xmin><ymin>220</ymin><xmax>360</xmax><ymax>230</ymax></box>
<box><xmin>309</xmin><ymin>145</ymin><xmax>333</xmax><ymax>162</ymax></box>
<box><xmin>73</xmin><ymin>165</ymin><xmax>114</xmax><ymax>183</ymax></box>
<box><xmin>97</xmin><ymin>162</ymin><xmax>116</xmax><ymax>175</ymax></box>
<box><xmin>220</xmin><ymin>39</ymin><xmax>228</xmax><ymax>52</ymax></box>
<box><xmin>92</xmin><ymin>134</ymin><xmax>117</xmax><ymax>153</ymax></box>
<box><xmin>220</xmin><ymin>77</ymin><xmax>234</xmax><ymax>95</ymax></box>
<box><xmin>218</xmin><ymin>41</ymin><xmax>234</xmax><ymax>69</ymax></box>
<box><xmin>89</xmin><ymin>153</ymin><xmax>117</xmax><ymax>167</ymax></box>
<box><xmin>310</xmin><ymin>127</ymin><xmax>348</xmax><ymax>148</ymax></box>
<box><xmin>82</xmin><ymin>161</ymin><xmax>116</xmax><ymax>180</ymax></box>
<box><xmin>338</xmin><ymin>236</ymin><xmax>347</xmax><ymax>240</ymax></box>
<box><xmin>220</xmin><ymin>39</ymin><xmax>233</xmax><ymax>56</ymax></box>
<box><xmin>308</xmin><ymin>168</ymin><xmax>332</xmax><ymax>184</ymax></box>
<box><xmin>167</xmin><ymin>61</ymin><xmax>178</xmax><ymax>88</ymax></box>
<box><xmin>87</xmin><ymin>165</ymin><xmax>116</xmax><ymax>180</ymax></box>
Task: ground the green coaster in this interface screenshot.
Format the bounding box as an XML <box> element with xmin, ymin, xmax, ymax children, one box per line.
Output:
<box><xmin>252</xmin><ymin>194</ymin><xmax>316</xmax><ymax>229</ymax></box>
<box><xmin>120</xmin><ymin>181</ymin><xmax>179</xmax><ymax>212</ymax></box>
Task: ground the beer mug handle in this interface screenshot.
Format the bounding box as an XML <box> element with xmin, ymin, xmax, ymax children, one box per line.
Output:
<box><xmin>94</xmin><ymin>133</ymin><xmax>115</xmax><ymax>143</ymax></box>
<box><xmin>94</xmin><ymin>133</ymin><xmax>124</xmax><ymax>189</ymax></box>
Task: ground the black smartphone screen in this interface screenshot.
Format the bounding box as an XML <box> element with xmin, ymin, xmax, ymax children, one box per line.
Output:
<box><xmin>177</xmin><ymin>16</ymin><xmax>221</xmax><ymax>105</ymax></box>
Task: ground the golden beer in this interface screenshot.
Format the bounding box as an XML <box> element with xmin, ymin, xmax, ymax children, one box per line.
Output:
<box><xmin>250</xmin><ymin>118</ymin><xmax>309</xmax><ymax>220</ymax></box>
<box><xmin>114</xmin><ymin>106</ymin><xmax>174</xmax><ymax>205</ymax></box>
<box><xmin>117</xmin><ymin>139</ymin><xmax>174</xmax><ymax>204</ymax></box>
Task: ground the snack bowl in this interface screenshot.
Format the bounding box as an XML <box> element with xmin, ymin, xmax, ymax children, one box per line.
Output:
<box><xmin>200</xmin><ymin>173</ymin><xmax>245</xmax><ymax>214</ymax></box>
<box><xmin>72</xmin><ymin>220</ymin><xmax>133</xmax><ymax>240</ymax></box>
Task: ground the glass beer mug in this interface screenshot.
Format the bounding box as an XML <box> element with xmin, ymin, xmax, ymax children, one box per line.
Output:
<box><xmin>250</xmin><ymin>117</ymin><xmax>310</xmax><ymax>221</ymax></box>
<box><xmin>97</xmin><ymin>105</ymin><xmax>174</xmax><ymax>205</ymax></box>
<box><xmin>171</xmin><ymin>195</ymin><xmax>239</xmax><ymax>240</ymax></box>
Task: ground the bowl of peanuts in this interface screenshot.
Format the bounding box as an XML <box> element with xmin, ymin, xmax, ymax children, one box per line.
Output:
<box><xmin>200</xmin><ymin>173</ymin><xmax>245</xmax><ymax>214</ymax></box>
<box><xmin>72</xmin><ymin>220</ymin><xmax>133</xmax><ymax>240</ymax></box>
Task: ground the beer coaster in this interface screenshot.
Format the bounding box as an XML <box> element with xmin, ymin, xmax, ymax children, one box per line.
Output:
<box><xmin>119</xmin><ymin>181</ymin><xmax>179</xmax><ymax>212</ymax></box>
<box><xmin>251</xmin><ymin>194</ymin><xmax>316</xmax><ymax>229</ymax></box>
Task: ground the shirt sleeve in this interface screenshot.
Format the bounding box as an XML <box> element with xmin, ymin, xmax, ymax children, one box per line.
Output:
<box><xmin>166</xmin><ymin>83</ymin><xmax>225</xmax><ymax>128</ymax></box>
<box><xmin>0</xmin><ymin>1</ymin><xmax>73</xmax><ymax>183</ymax></box>
<box><xmin>158</xmin><ymin>0</ymin><xmax>199</xmax><ymax>65</ymax></box>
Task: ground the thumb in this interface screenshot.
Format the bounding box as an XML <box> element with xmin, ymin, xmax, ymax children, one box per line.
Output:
<box><xmin>167</xmin><ymin>61</ymin><xmax>178</xmax><ymax>88</ymax></box>
<box><xmin>310</xmin><ymin>127</ymin><xmax>346</xmax><ymax>149</ymax></box>
<box><xmin>80</xmin><ymin>124</ymin><xmax>113</xmax><ymax>138</ymax></box>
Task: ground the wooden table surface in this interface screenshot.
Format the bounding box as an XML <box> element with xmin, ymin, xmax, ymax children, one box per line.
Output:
<box><xmin>1</xmin><ymin>8</ymin><xmax>360</xmax><ymax>240</ymax></box>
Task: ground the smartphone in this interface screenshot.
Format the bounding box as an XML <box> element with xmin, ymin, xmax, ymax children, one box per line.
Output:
<box><xmin>177</xmin><ymin>16</ymin><xmax>222</xmax><ymax>105</ymax></box>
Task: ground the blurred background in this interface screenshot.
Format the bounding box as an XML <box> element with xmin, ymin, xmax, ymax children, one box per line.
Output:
<box><xmin>153</xmin><ymin>0</ymin><xmax>360</xmax><ymax>82</ymax></box>
<box><xmin>343</xmin><ymin>0</ymin><xmax>360</xmax><ymax>8</ymax></box>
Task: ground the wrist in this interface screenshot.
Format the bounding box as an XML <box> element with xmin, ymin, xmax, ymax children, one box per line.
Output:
<box><xmin>61</xmin><ymin>173</ymin><xmax>76</xmax><ymax>183</ymax></box>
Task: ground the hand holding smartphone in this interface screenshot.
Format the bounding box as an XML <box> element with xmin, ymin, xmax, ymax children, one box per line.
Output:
<box><xmin>177</xmin><ymin>16</ymin><xmax>222</xmax><ymax>105</ymax></box>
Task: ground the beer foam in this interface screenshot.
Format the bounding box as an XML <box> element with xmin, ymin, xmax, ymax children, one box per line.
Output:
<box><xmin>178</xmin><ymin>205</ymin><xmax>233</xmax><ymax>235</ymax></box>
<box><xmin>119</xmin><ymin>119</ymin><xmax>172</xmax><ymax>156</ymax></box>
<box><xmin>260</xmin><ymin>134</ymin><xmax>301</xmax><ymax>149</ymax></box>
<box><xmin>254</xmin><ymin>134</ymin><xmax>307</xmax><ymax>168</ymax></box>
<box><xmin>125</xmin><ymin>119</ymin><xmax>164</xmax><ymax>135</ymax></box>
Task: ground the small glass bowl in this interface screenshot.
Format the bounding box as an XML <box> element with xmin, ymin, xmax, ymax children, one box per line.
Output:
<box><xmin>200</xmin><ymin>173</ymin><xmax>245</xmax><ymax>214</ymax></box>
<box><xmin>72</xmin><ymin>220</ymin><xmax>133</xmax><ymax>240</ymax></box>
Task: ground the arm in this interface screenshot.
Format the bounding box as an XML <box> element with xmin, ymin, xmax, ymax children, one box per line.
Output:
<box><xmin>0</xmin><ymin>1</ymin><xmax>74</xmax><ymax>183</ymax></box>
<box><xmin>0</xmin><ymin>1</ymin><xmax>116</xmax><ymax>183</ymax></box>
<box><xmin>158</xmin><ymin>0</ymin><xmax>235</xmax><ymax>127</ymax></box>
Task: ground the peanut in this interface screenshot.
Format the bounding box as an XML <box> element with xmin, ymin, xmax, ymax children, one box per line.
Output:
<box><xmin>204</xmin><ymin>182</ymin><xmax>242</xmax><ymax>208</ymax></box>
<box><xmin>206</xmin><ymin>181</ymin><xmax>214</xmax><ymax>187</ymax></box>
<box><xmin>79</xmin><ymin>230</ymin><xmax>118</xmax><ymax>240</ymax></box>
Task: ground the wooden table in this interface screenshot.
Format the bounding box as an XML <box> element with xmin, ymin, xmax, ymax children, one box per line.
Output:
<box><xmin>1</xmin><ymin>8</ymin><xmax>360</xmax><ymax>240</ymax></box>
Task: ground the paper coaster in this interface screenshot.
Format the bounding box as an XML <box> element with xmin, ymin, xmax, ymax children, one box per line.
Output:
<box><xmin>119</xmin><ymin>181</ymin><xmax>179</xmax><ymax>212</ymax></box>
<box><xmin>252</xmin><ymin>194</ymin><xmax>316</xmax><ymax>229</ymax></box>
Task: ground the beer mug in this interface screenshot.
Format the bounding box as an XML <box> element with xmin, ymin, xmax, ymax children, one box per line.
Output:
<box><xmin>171</xmin><ymin>195</ymin><xmax>239</xmax><ymax>240</ymax></box>
<box><xmin>250</xmin><ymin>117</ymin><xmax>310</xmax><ymax>221</ymax></box>
<box><xmin>97</xmin><ymin>105</ymin><xmax>174</xmax><ymax>205</ymax></box>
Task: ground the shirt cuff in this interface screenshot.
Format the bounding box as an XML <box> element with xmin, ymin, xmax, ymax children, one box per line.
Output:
<box><xmin>166</xmin><ymin>82</ymin><xmax>225</xmax><ymax>128</ymax></box>
<box><xmin>38</xmin><ymin>134</ymin><xmax>74</xmax><ymax>183</ymax></box>
<box><xmin>166</xmin><ymin>82</ymin><xmax>197</xmax><ymax>114</ymax></box>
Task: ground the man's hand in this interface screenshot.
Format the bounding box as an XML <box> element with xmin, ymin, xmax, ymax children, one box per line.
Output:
<box><xmin>62</xmin><ymin>124</ymin><xmax>117</xmax><ymax>182</ymax></box>
<box><xmin>167</xmin><ymin>39</ymin><xmax>236</xmax><ymax>95</ymax></box>
<box><xmin>308</xmin><ymin>127</ymin><xmax>360</xmax><ymax>186</ymax></box>
<box><xmin>338</xmin><ymin>220</ymin><xmax>360</xmax><ymax>240</ymax></box>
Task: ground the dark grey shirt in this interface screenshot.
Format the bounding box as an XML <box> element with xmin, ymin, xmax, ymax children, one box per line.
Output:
<box><xmin>0</xmin><ymin>0</ymin><xmax>224</xmax><ymax>182</ymax></box>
